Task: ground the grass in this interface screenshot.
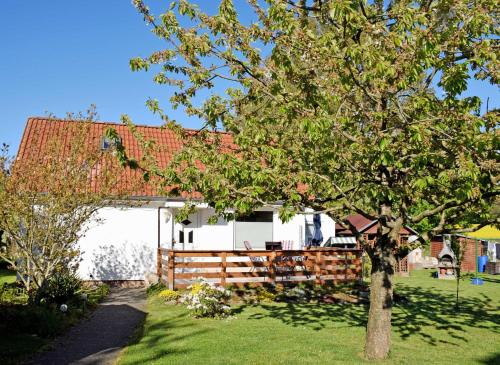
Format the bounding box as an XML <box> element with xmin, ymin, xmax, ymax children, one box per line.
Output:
<box><xmin>0</xmin><ymin>267</ymin><xmax>47</xmax><ymax>365</ymax></box>
<box><xmin>119</xmin><ymin>270</ymin><xmax>500</xmax><ymax>365</ymax></box>
<box><xmin>0</xmin><ymin>267</ymin><xmax>16</xmax><ymax>285</ymax></box>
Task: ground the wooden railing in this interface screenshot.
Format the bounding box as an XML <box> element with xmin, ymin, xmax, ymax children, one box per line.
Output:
<box><xmin>158</xmin><ymin>248</ymin><xmax>362</xmax><ymax>290</ymax></box>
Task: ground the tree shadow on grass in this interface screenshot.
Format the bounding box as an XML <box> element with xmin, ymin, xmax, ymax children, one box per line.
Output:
<box><xmin>244</xmin><ymin>283</ymin><xmax>499</xmax><ymax>347</ymax></box>
<box><xmin>393</xmin><ymin>285</ymin><xmax>499</xmax><ymax>345</ymax></box>
<box><xmin>480</xmin><ymin>352</ymin><xmax>500</xmax><ymax>365</ymax></box>
<box><xmin>244</xmin><ymin>301</ymin><xmax>368</xmax><ymax>332</ymax></box>
<box><xmin>480</xmin><ymin>276</ymin><xmax>500</xmax><ymax>284</ymax></box>
<box><xmin>121</xmin><ymin>310</ymin><xmax>212</xmax><ymax>365</ymax></box>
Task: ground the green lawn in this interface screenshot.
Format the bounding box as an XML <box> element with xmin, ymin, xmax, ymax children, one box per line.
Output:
<box><xmin>119</xmin><ymin>271</ymin><xmax>500</xmax><ymax>365</ymax></box>
<box><xmin>0</xmin><ymin>268</ymin><xmax>16</xmax><ymax>285</ymax></box>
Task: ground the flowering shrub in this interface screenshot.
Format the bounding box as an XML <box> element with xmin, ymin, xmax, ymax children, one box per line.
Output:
<box><xmin>254</xmin><ymin>287</ymin><xmax>276</xmax><ymax>303</ymax></box>
<box><xmin>158</xmin><ymin>289</ymin><xmax>180</xmax><ymax>304</ymax></box>
<box><xmin>181</xmin><ymin>279</ymin><xmax>231</xmax><ymax>318</ymax></box>
<box><xmin>275</xmin><ymin>286</ymin><xmax>309</xmax><ymax>303</ymax></box>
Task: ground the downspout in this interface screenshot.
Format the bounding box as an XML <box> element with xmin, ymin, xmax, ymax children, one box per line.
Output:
<box><xmin>157</xmin><ymin>207</ymin><xmax>161</xmax><ymax>250</ymax></box>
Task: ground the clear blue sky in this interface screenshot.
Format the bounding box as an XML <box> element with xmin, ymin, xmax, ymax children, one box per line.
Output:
<box><xmin>1</xmin><ymin>0</ymin><xmax>498</xmax><ymax>154</ymax></box>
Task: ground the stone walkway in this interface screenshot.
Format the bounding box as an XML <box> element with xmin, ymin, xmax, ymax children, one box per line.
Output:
<box><xmin>27</xmin><ymin>288</ymin><xmax>147</xmax><ymax>365</ymax></box>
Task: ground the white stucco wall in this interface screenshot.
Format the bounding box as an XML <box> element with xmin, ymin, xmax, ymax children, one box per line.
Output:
<box><xmin>78</xmin><ymin>204</ymin><xmax>170</xmax><ymax>281</ymax></box>
<box><xmin>77</xmin><ymin>202</ymin><xmax>337</xmax><ymax>281</ymax></box>
<box><xmin>320</xmin><ymin>214</ymin><xmax>336</xmax><ymax>243</ymax></box>
<box><xmin>273</xmin><ymin>213</ymin><xmax>305</xmax><ymax>249</ymax></box>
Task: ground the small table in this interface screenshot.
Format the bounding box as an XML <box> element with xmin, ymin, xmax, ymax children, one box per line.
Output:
<box><xmin>265</xmin><ymin>241</ymin><xmax>282</xmax><ymax>250</ymax></box>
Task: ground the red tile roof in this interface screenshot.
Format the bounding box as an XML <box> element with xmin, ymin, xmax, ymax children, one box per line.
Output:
<box><xmin>16</xmin><ymin>117</ymin><xmax>233</xmax><ymax>198</ymax></box>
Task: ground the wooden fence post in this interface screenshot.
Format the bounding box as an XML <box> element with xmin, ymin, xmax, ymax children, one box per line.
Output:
<box><xmin>168</xmin><ymin>250</ymin><xmax>175</xmax><ymax>290</ymax></box>
<box><xmin>157</xmin><ymin>247</ymin><xmax>162</xmax><ymax>279</ymax></box>
<box><xmin>269</xmin><ymin>251</ymin><xmax>276</xmax><ymax>285</ymax></box>
<box><xmin>315</xmin><ymin>250</ymin><xmax>322</xmax><ymax>285</ymax></box>
<box><xmin>345</xmin><ymin>251</ymin><xmax>349</xmax><ymax>281</ymax></box>
<box><xmin>357</xmin><ymin>251</ymin><xmax>362</xmax><ymax>282</ymax></box>
<box><xmin>221</xmin><ymin>251</ymin><xmax>227</xmax><ymax>286</ymax></box>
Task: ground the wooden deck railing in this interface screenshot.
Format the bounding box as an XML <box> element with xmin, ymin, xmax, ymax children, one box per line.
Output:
<box><xmin>157</xmin><ymin>248</ymin><xmax>362</xmax><ymax>290</ymax></box>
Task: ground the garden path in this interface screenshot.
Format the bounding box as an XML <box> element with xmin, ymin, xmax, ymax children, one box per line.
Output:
<box><xmin>26</xmin><ymin>287</ymin><xmax>146</xmax><ymax>365</ymax></box>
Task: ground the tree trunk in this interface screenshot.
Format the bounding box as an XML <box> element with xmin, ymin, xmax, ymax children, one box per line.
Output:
<box><xmin>365</xmin><ymin>239</ymin><xmax>396</xmax><ymax>360</ymax></box>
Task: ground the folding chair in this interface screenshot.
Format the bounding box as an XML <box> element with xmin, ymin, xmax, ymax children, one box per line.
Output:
<box><xmin>243</xmin><ymin>241</ymin><xmax>268</xmax><ymax>273</ymax></box>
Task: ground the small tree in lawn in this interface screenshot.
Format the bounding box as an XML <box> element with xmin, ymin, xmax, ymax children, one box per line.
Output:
<box><xmin>0</xmin><ymin>110</ymin><xmax>124</xmax><ymax>299</ymax></box>
<box><xmin>449</xmin><ymin>235</ymin><xmax>467</xmax><ymax>310</ymax></box>
<box><xmin>122</xmin><ymin>0</ymin><xmax>498</xmax><ymax>360</ymax></box>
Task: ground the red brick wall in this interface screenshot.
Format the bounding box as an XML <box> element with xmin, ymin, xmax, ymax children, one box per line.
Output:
<box><xmin>431</xmin><ymin>237</ymin><xmax>485</xmax><ymax>272</ymax></box>
<box><xmin>462</xmin><ymin>240</ymin><xmax>476</xmax><ymax>272</ymax></box>
<box><xmin>431</xmin><ymin>240</ymin><xmax>443</xmax><ymax>258</ymax></box>
<box><xmin>460</xmin><ymin>238</ymin><xmax>485</xmax><ymax>272</ymax></box>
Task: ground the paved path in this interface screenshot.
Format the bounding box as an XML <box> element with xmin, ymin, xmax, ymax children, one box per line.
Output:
<box><xmin>27</xmin><ymin>288</ymin><xmax>147</xmax><ymax>365</ymax></box>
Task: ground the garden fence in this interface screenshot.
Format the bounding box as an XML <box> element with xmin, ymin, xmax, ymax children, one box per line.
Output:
<box><xmin>157</xmin><ymin>248</ymin><xmax>362</xmax><ymax>290</ymax></box>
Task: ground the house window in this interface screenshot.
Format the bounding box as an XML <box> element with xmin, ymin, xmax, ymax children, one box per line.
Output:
<box><xmin>235</xmin><ymin>211</ymin><xmax>273</xmax><ymax>249</ymax></box>
<box><xmin>236</xmin><ymin>211</ymin><xmax>273</xmax><ymax>222</ymax></box>
<box><xmin>101</xmin><ymin>136</ymin><xmax>121</xmax><ymax>151</ymax></box>
<box><xmin>179</xmin><ymin>230</ymin><xmax>193</xmax><ymax>244</ymax></box>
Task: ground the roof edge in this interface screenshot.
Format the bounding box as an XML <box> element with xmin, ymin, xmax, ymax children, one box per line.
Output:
<box><xmin>25</xmin><ymin>117</ymin><xmax>232</xmax><ymax>135</ymax></box>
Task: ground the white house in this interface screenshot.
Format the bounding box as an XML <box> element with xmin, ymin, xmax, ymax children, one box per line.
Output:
<box><xmin>18</xmin><ymin>118</ymin><xmax>337</xmax><ymax>284</ymax></box>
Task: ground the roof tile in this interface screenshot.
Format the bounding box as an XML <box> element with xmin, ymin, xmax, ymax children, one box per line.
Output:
<box><xmin>17</xmin><ymin>117</ymin><xmax>233</xmax><ymax>198</ymax></box>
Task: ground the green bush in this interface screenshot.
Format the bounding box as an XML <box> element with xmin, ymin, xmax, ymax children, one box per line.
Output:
<box><xmin>0</xmin><ymin>282</ymin><xmax>110</xmax><ymax>344</ymax></box>
<box><xmin>82</xmin><ymin>283</ymin><xmax>110</xmax><ymax>305</ymax></box>
<box><xmin>0</xmin><ymin>283</ymin><xmax>29</xmax><ymax>305</ymax></box>
<box><xmin>0</xmin><ymin>304</ymin><xmax>79</xmax><ymax>338</ymax></box>
<box><xmin>37</xmin><ymin>272</ymin><xmax>82</xmax><ymax>305</ymax></box>
<box><xmin>147</xmin><ymin>282</ymin><xmax>166</xmax><ymax>296</ymax></box>
<box><xmin>254</xmin><ymin>287</ymin><xmax>276</xmax><ymax>302</ymax></box>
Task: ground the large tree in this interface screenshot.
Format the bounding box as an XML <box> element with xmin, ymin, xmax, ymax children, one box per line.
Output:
<box><xmin>0</xmin><ymin>112</ymin><xmax>126</xmax><ymax>298</ymax></box>
<box><xmin>125</xmin><ymin>0</ymin><xmax>498</xmax><ymax>359</ymax></box>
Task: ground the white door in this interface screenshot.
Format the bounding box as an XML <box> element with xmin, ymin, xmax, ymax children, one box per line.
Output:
<box><xmin>174</xmin><ymin>212</ymin><xmax>199</xmax><ymax>250</ymax></box>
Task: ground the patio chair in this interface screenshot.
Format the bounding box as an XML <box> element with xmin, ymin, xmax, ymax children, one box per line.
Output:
<box><xmin>282</xmin><ymin>240</ymin><xmax>294</xmax><ymax>250</ymax></box>
<box><xmin>243</xmin><ymin>241</ymin><xmax>268</xmax><ymax>273</ymax></box>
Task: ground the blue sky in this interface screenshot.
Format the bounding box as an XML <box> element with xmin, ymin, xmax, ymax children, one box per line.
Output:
<box><xmin>0</xmin><ymin>0</ymin><xmax>181</xmax><ymax>153</ymax></box>
<box><xmin>1</xmin><ymin>0</ymin><xmax>498</xmax><ymax>154</ymax></box>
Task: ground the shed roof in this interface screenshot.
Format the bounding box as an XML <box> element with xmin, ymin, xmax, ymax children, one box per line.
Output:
<box><xmin>335</xmin><ymin>214</ymin><xmax>418</xmax><ymax>236</ymax></box>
